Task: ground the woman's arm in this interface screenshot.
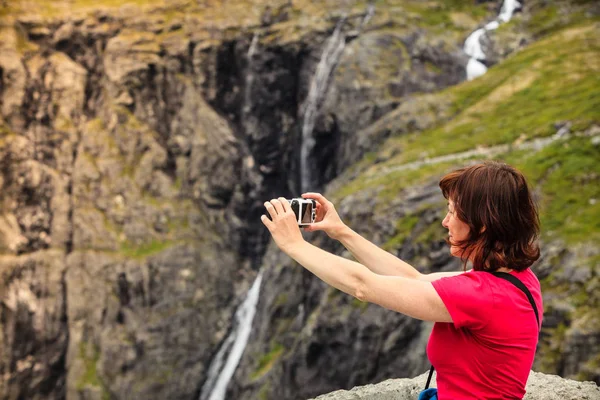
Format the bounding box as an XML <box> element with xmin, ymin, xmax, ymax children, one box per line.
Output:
<box><xmin>261</xmin><ymin>198</ymin><xmax>453</xmax><ymax>323</ymax></box>
<box><xmin>286</xmin><ymin>240</ymin><xmax>452</xmax><ymax>322</ymax></box>
<box><xmin>336</xmin><ymin>225</ymin><xmax>422</xmax><ymax>278</ymax></box>
<box><xmin>302</xmin><ymin>193</ymin><xmax>423</xmax><ymax>278</ymax></box>
<box><xmin>302</xmin><ymin>193</ymin><xmax>469</xmax><ymax>280</ymax></box>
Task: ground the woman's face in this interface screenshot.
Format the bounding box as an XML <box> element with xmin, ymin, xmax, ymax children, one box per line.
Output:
<box><xmin>442</xmin><ymin>199</ymin><xmax>471</xmax><ymax>257</ymax></box>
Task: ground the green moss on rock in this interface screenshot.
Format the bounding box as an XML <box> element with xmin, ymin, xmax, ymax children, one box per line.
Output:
<box><xmin>383</xmin><ymin>214</ymin><xmax>419</xmax><ymax>251</ymax></box>
<box><xmin>77</xmin><ymin>341</ymin><xmax>110</xmax><ymax>399</ymax></box>
<box><xmin>120</xmin><ymin>239</ymin><xmax>175</xmax><ymax>259</ymax></box>
<box><xmin>251</xmin><ymin>343</ymin><xmax>285</xmax><ymax>381</ymax></box>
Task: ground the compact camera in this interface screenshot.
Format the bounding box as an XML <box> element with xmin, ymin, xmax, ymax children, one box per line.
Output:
<box><xmin>267</xmin><ymin>198</ymin><xmax>317</xmax><ymax>226</ymax></box>
<box><xmin>289</xmin><ymin>198</ymin><xmax>317</xmax><ymax>226</ymax></box>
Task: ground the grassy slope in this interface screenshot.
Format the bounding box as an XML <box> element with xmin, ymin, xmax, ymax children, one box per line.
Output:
<box><xmin>2</xmin><ymin>0</ymin><xmax>491</xmax><ymax>43</ymax></box>
<box><xmin>339</xmin><ymin>23</ymin><xmax>599</xmax><ymax>187</ymax></box>
<box><xmin>337</xmin><ymin>19</ymin><xmax>600</xmax><ymax>243</ymax></box>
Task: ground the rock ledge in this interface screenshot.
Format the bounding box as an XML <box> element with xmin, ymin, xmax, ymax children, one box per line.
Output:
<box><xmin>309</xmin><ymin>371</ymin><xmax>600</xmax><ymax>400</ymax></box>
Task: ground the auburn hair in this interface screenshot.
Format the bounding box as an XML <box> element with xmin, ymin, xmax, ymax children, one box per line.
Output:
<box><xmin>439</xmin><ymin>161</ymin><xmax>540</xmax><ymax>272</ymax></box>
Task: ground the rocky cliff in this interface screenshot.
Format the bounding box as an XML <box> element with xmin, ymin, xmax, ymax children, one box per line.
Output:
<box><xmin>0</xmin><ymin>0</ymin><xmax>598</xmax><ymax>399</ymax></box>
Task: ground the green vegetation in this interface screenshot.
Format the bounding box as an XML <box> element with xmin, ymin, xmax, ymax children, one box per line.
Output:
<box><xmin>504</xmin><ymin>136</ymin><xmax>600</xmax><ymax>244</ymax></box>
<box><xmin>273</xmin><ymin>293</ymin><xmax>288</xmax><ymax>308</ymax></box>
<box><xmin>251</xmin><ymin>343</ymin><xmax>285</xmax><ymax>381</ymax></box>
<box><xmin>525</xmin><ymin>3</ymin><xmax>561</xmax><ymax>37</ymax></box>
<box><xmin>334</xmin><ymin>160</ymin><xmax>458</xmax><ymax>206</ymax></box>
<box><xmin>424</xmin><ymin>61</ymin><xmax>442</xmax><ymax>74</ymax></box>
<box><xmin>402</xmin><ymin>0</ymin><xmax>489</xmax><ymax>34</ymax></box>
<box><xmin>383</xmin><ymin>214</ymin><xmax>419</xmax><ymax>251</ymax></box>
<box><xmin>257</xmin><ymin>381</ymin><xmax>271</xmax><ymax>400</ymax></box>
<box><xmin>499</xmin><ymin>0</ymin><xmax>598</xmax><ymax>39</ymax></box>
<box><xmin>537</xmin><ymin>322</ymin><xmax>568</xmax><ymax>373</ymax></box>
<box><xmin>2</xmin><ymin>0</ymin><xmax>496</xmax><ymax>49</ymax></box>
<box><xmin>415</xmin><ymin>216</ymin><xmax>447</xmax><ymax>245</ymax></box>
<box><xmin>335</xmin><ymin>23</ymin><xmax>599</xmax><ymax>228</ymax></box>
<box><xmin>120</xmin><ymin>239</ymin><xmax>174</xmax><ymax>259</ymax></box>
<box><xmin>338</xmin><ymin>134</ymin><xmax>599</xmax><ymax>259</ymax></box>
<box><xmin>0</xmin><ymin>121</ymin><xmax>15</xmax><ymax>146</ymax></box>
<box><xmin>77</xmin><ymin>341</ymin><xmax>110</xmax><ymax>399</ymax></box>
<box><xmin>379</xmin><ymin>23</ymin><xmax>599</xmax><ymax>166</ymax></box>
<box><xmin>578</xmin><ymin>352</ymin><xmax>600</xmax><ymax>382</ymax></box>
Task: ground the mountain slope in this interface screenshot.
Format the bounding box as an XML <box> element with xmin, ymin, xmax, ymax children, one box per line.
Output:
<box><xmin>230</xmin><ymin>17</ymin><xmax>600</xmax><ymax>400</ymax></box>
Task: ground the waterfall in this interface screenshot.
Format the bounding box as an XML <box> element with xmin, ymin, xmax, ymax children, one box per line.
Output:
<box><xmin>464</xmin><ymin>0</ymin><xmax>521</xmax><ymax>80</ymax></box>
<box><xmin>300</xmin><ymin>19</ymin><xmax>347</xmax><ymax>193</ymax></box>
<box><xmin>299</xmin><ymin>5</ymin><xmax>375</xmax><ymax>192</ymax></box>
<box><xmin>199</xmin><ymin>270</ymin><xmax>264</xmax><ymax>400</ymax></box>
<box><xmin>243</xmin><ymin>33</ymin><xmax>259</xmax><ymax>116</ymax></box>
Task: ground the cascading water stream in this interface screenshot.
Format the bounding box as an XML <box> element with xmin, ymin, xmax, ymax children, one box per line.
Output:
<box><xmin>199</xmin><ymin>270</ymin><xmax>264</xmax><ymax>400</ymax></box>
<box><xmin>198</xmin><ymin>33</ymin><xmax>263</xmax><ymax>400</ymax></box>
<box><xmin>299</xmin><ymin>5</ymin><xmax>374</xmax><ymax>192</ymax></box>
<box><xmin>464</xmin><ymin>0</ymin><xmax>521</xmax><ymax>80</ymax></box>
<box><xmin>300</xmin><ymin>19</ymin><xmax>347</xmax><ymax>193</ymax></box>
<box><xmin>242</xmin><ymin>33</ymin><xmax>259</xmax><ymax>117</ymax></box>
<box><xmin>200</xmin><ymin>7</ymin><xmax>376</xmax><ymax>398</ymax></box>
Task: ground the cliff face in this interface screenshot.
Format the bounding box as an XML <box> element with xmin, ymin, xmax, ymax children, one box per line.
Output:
<box><xmin>229</xmin><ymin>2</ymin><xmax>600</xmax><ymax>400</ymax></box>
<box><xmin>0</xmin><ymin>0</ymin><xmax>598</xmax><ymax>399</ymax></box>
<box><xmin>0</xmin><ymin>7</ymin><xmax>251</xmax><ymax>397</ymax></box>
<box><xmin>0</xmin><ymin>1</ymin><xmax>476</xmax><ymax>398</ymax></box>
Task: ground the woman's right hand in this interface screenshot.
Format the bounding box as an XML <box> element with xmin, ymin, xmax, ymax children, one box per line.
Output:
<box><xmin>301</xmin><ymin>193</ymin><xmax>347</xmax><ymax>240</ymax></box>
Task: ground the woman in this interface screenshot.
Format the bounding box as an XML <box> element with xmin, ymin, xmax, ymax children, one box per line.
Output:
<box><xmin>261</xmin><ymin>161</ymin><xmax>543</xmax><ymax>399</ymax></box>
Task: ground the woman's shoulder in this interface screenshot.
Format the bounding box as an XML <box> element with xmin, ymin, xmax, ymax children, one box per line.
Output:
<box><xmin>486</xmin><ymin>268</ymin><xmax>544</xmax><ymax>318</ymax></box>
<box><xmin>509</xmin><ymin>268</ymin><xmax>542</xmax><ymax>290</ymax></box>
<box><xmin>470</xmin><ymin>268</ymin><xmax>542</xmax><ymax>297</ymax></box>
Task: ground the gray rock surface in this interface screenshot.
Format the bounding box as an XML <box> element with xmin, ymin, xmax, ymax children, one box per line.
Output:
<box><xmin>308</xmin><ymin>371</ymin><xmax>600</xmax><ymax>400</ymax></box>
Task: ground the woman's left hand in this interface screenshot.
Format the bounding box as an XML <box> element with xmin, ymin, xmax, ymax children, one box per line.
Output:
<box><xmin>261</xmin><ymin>197</ymin><xmax>305</xmax><ymax>254</ymax></box>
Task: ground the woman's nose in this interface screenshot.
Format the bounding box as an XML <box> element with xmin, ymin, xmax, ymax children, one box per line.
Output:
<box><xmin>442</xmin><ymin>215</ymin><xmax>449</xmax><ymax>228</ymax></box>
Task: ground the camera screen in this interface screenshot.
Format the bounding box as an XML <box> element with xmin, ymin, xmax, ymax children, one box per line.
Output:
<box><xmin>300</xmin><ymin>203</ymin><xmax>313</xmax><ymax>224</ymax></box>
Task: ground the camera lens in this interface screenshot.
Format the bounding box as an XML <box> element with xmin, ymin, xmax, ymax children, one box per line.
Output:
<box><xmin>290</xmin><ymin>199</ymin><xmax>300</xmax><ymax>221</ymax></box>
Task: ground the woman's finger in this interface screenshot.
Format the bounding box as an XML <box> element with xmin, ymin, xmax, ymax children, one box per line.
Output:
<box><xmin>278</xmin><ymin>197</ymin><xmax>291</xmax><ymax>213</ymax></box>
<box><xmin>270</xmin><ymin>198</ymin><xmax>285</xmax><ymax>215</ymax></box>
<box><xmin>264</xmin><ymin>201</ymin><xmax>277</xmax><ymax>219</ymax></box>
<box><xmin>260</xmin><ymin>214</ymin><xmax>274</xmax><ymax>230</ymax></box>
<box><xmin>302</xmin><ymin>192</ymin><xmax>327</xmax><ymax>208</ymax></box>
<box><xmin>303</xmin><ymin>222</ymin><xmax>324</xmax><ymax>232</ymax></box>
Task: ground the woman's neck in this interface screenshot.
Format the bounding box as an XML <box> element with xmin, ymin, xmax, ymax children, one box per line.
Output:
<box><xmin>496</xmin><ymin>267</ymin><xmax>514</xmax><ymax>273</ymax></box>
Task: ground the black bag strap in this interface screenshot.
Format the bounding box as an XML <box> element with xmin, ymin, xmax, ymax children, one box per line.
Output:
<box><xmin>425</xmin><ymin>366</ymin><xmax>435</xmax><ymax>390</ymax></box>
<box><xmin>424</xmin><ymin>271</ymin><xmax>540</xmax><ymax>390</ymax></box>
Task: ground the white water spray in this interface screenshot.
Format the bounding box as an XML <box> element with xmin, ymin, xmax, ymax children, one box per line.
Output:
<box><xmin>464</xmin><ymin>0</ymin><xmax>521</xmax><ymax>80</ymax></box>
<box><xmin>199</xmin><ymin>270</ymin><xmax>264</xmax><ymax>400</ymax></box>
